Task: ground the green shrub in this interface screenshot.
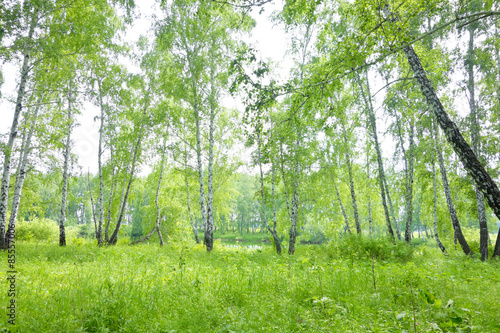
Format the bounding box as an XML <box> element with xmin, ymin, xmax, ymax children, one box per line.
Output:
<box><xmin>327</xmin><ymin>233</ymin><xmax>415</xmax><ymax>262</ymax></box>
<box><xmin>74</xmin><ymin>223</ymin><xmax>96</xmax><ymax>238</ymax></box>
<box><xmin>15</xmin><ymin>218</ymin><xmax>59</xmax><ymax>242</ymax></box>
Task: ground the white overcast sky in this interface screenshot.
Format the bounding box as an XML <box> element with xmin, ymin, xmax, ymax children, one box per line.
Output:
<box><xmin>0</xmin><ymin>1</ymin><xmax>473</xmax><ymax>177</ymax></box>
<box><xmin>0</xmin><ymin>0</ymin><xmax>293</xmax><ymax>175</ymax></box>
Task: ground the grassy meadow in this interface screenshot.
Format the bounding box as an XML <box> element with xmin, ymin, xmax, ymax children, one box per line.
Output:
<box><xmin>0</xmin><ymin>238</ymin><xmax>499</xmax><ymax>332</ymax></box>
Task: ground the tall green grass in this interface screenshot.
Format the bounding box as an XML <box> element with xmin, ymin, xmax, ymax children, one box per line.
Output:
<box><xmin>0</xmin><ymin>240</ymin><xmax>499</xmax><ymax>332</ymax></box>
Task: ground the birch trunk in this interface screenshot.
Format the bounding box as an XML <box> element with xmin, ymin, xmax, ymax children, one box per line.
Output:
<box><xmin>59</xmin><ymin>93</ymin><xmax>74</xmax><ymax>247</ymax></box>
<box><xmin>0</xmin><ymin>15</ymin><xmax>37</xmax><ymax>248</ymax></box>
<box><xmin>185</xmin><ymin>148</ymin><xmax>200</xmax><ymax>244</ymax></box>
<box><xmin>105</xmin><ymin>146</ymin><xmax>116</xmax><ymax>243</ymax></box>
<box><xmin>130</xmin><ymin>226</ymin><xmax>156</xmax><ymax>245</ymax></box>
<box><xmin>270</xmin><ymin>158</ymin><xmax>282</xmax><ymax>254</ymax></box>
<box><xmin>333</xmin><ymin>177</ymin><xmax>351</xmax><ymax>234</ymax></box>
<box><xmin>404</xmin><ymin>120</ymin><xmax>415</xmax><ymax>243</ymax></box>
<box><xmin>403</xmin><ymin>44</ymin><xmax>500</xmax><ymax>255</ymax></box>
<box><xmin>194</xmin><ymin>102</ymin><xmax>207</xmax><ymax>246</ymax></box>
<box><xmin>96</xmin><ymin>80</ymin><xmax>105</xmax><ymax>247</ymax></box>
<box><xmin>467</xmin><ymin>26</ymin><xmax>489</xmax><ymax>260</ymax></box>
<box><xmin>384</xmin><ymin>177</ymin><xmax>400</xmax><ymax>239</ymax></box>
<box><xmin>87</xmin><ymin>172</ymin><xmax>98</xmax><ymax>237</ymax></box>
<box><xmin>204</xmin><ymin>68</ymin><xmax>216</xmax><ymax>252</ymax></box>
<box><xmin>108</xmin><ymin>133</ymin><xmax>142</xmax><ymax>245</ymax></box>
<box><xmin>155</xmin><ymin>142</ymin><xmax>166</xmax><ymax>246</ymax></box>
<box><xmin>366</xmin><ymin>152</ymin><xmax>373</xmax><ymax>237</ymax></box>
<box><xmin>343</xmin><ymin>130</ymin><xmax>361</xmax><ymax>234</ymax></box>
<box><xmin>431</xmin><ymin>153</ymin><xmax>447</xmax><ymax>254</ymax></box>
<box><xmin>356</xmin><ymin>72</ymin><xmax>395</xmax><ymax>240</ymax></box>
<box><xmin>257</xmin><ymin>132</ymin><xmax>281</xmax><ymax>254</ymax></box>
<box><xmin>288</xmin><ymin>136</ymin><xmax>300</xmax><ymax>255</ymax></box>
<box><xmin>5</xmin><ymin>97</ymin><xmax>42</xmax><ymax>246</ymax></box>
<box><xmin>432</xmin><ymin>118</ymin><xmax>472</xmax><ymax>255</ymax></box>
<box><xmin>279</xmin><ymin>141</ymin><xmax>292</xmax><ymax>217</ymax></box>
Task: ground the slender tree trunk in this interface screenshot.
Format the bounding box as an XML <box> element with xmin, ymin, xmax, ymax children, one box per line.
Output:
<box><xmin>270</xmin><ymin>158</ymin><xmax>282</xmax><ymax>254</ymax></box>
<box><xmin>87</xmin><ymin>171</ymin><xmax>98</xmax><ymax>237</ymax></box>
<box><xmin>96</xmin><ymin>80</ymin><xmax>105</xmax><ymax>247</ymax></box>
<box><xmin>155</xmin><ymin>142</ymin><xmax>166</xmax><ymax>246</ymax></box>
<box><xmin>130</xmin><ymin>226</ymin><xmax>156</xmax><ymax>245</ymax></box>
<box><xmin>288</xmin><ymin>135</ymin><xmax>300</xmax><ymax>255</ymax></box>
<box><xmin>257</xmin><ymin>131</ymin><xmax>281</xmax><ymax>254</ymax></box>
<box><xmin>184</xmin><ymin>145</ymin><xmax>200</xmax><ymax>244</ymax></box>
<box><xmin>105</xmin><ymin>147</ymin><xmax>116</xmax><ymax>243</ymax></box>
<box><xmin>108</xmin><ymin>133</ymin><xmax>142</xmax><ymax>245</ymax></box>
<box><xmin>343</xmin><ymin>130</ymin><xmax>361</xmax><ymax>234</ymax></box>
<box><xmin>404</xmin><ymin>120</ymin><xmax>415</xmax><ymax>243</ymax></box>
<box><xmin>384</xmin><ymin>173</ymin><xmax>401</xmax><ymax>239</ymax></box>
<box><xmin>333</xmin><ymin>174</ymin><xmax>351</xmax><ymax>234</ymax></box>
<box><xmin>0</xmin><ymin>15</ymin><xmax>36</xmax><ymax>248</ymax></box>
<box><xmin>204</xmin><ymin>67</ymin><xmax>216</xmax><ymax>252</ymax></box>
<box><xmin>432</xmin><ymin>118</ymin><xmax>472</xmax><ymax>255</ymax></box>
<box><xmin>467</xmin><ymin>26</ymin><xmax>489</xmax><ymax>260</ymax></box>
<box><xmin>59</xmin><ymin>93</ymin><xmax>74</xmax><ymax>247</ymax></box>
<box><xmin>366</xmin><ymin>151</ymin><xmax>373</xmax><ymax>237</ymax></box>
<box><xmin>5</xmin><ymin>97</ymin><xmax>42</xmax><ymax>245</ymax></box>
<box><xmin>194</xmin><ymin>103</ymin><xmax>207</xmax><ymax>246</ymax></box>
<box><xmin>356</xmin><ymin>72</ymin><xmax>395</xmax><ymax>240</ymax></box>
<box><xmin>279</xmin><ymin>141</ymin><xmax>292</xmax><ymax>218</ymax></box>
<box><xmin>431</xmin><ymin>153</ymin><xmax>447</xmax><ymax>254</ymax></box>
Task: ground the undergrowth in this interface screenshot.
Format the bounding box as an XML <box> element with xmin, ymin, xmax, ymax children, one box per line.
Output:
<box><xmin>0</xmin><ymin>241</ymin><xmax>498</xmax><ymax>332</ymax></box>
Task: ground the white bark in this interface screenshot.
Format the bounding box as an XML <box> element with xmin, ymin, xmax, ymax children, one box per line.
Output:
<box><xmin>108</xmin><ymin>132</ymin><xmax>142</xmax><ymax>245</ymax></box>
<box><xmin>467</xmin><ymin>26</ymin><xmax>488</xmax><ymax>260</ymax></box>
<box><xmin>96</xmin><ymin>79</ymin><xmax>105</xmax><ymax>246</ymax></box>
<box><xmin>6</xmin><ymin>98</ymin><xmax>42</xmax><ymax>244</ymax></box>
<box><xmin>356</xmin><ymin>72</ymin><xmax>395</xmax><ymax>240</ymax></box>
<box><xmin>343</xmin><ymin>130</ymin><xmax>360</xmax><ymax>234</ymax></box>
<box><xmin>59</xmin><ymin>91</ymin><xmax>74</xmax><ymax>246</ymax></box>
<box><xmin>0</xmin><ymin>14</ymin><xmax>37</xmax><ymax>248</ymax></box>
<box><xmin>204</xmin><ymin>68</ymin><xmax>216</xmax><ymax>252</ymax></box>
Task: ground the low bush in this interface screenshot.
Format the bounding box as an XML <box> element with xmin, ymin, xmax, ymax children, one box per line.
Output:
<box><xmin>15</xmin><ymin>218</ymin><xmax>59</xmax><ymax>243</ymax></box>
<box><xmin>327</xmin><ymin>233</ymin><xmax>415</xmax><ymax>262</ymax></box>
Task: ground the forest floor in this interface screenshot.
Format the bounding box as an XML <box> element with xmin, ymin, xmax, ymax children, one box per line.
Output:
<box><xmin>0</xmin><ymin>239</ymin><xmax>499</xmax><ymax>332</ymax></box>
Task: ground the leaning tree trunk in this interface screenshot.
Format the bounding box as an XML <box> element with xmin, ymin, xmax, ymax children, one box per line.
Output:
<box><xmin>332</xmin><ymin>174</ymin><xmax>351</xmax><ymax>234</ymax></box>
<box><xmin>431</xmin><ymin>118</ymin><xmax>472</xmax><ymax>255</ymax></box>
<box><xmin>257</xmin><ymin>131</ymin><xmax>281</xmax><ymax>254</ymax></box>
<box><xmin>431</xmin><ymin>153</ymin><xmax>447</xmax><ymax>255</ymax></box>
<box><xmin>356</xmin><ymin>72</ymin><xmax>395</xmax><ymax>240</ymax></box>
<box><xmin>384</xmin><ymin>177</ymin><xmax>401</xmax><ymax>239</ymax></box>
<box><xmin>108</xmin><ymin>132</ymin><xmax>142</xmax><ymax>245</ymax></box>
<box><xmin>5</xmin><ymin>97</ymin><xmax>42</xmax><ymax>247</ymax></box>
<box><xmin>466</xmin><ymin>26</ymin><xmax>489</xmax><ymax>260</ymax></box>
<box><xmin>343</xmin><ymin>130</ymin><xmax>361</xmax><ymax>234</ymax></box>
<box><xmin>59</xmin><ymin>92</ymin><xmax>74</xmax><ymax>247</ymax></box>
<box><xmin>0</xmin><ymin>15</ymin><xmax>36</xmax><ymax>249</ymax></box>
<box><xmin>130</xmin><ymin>226</ymin><xmax>157</xmax><ymax>245</ymax></box>
<box><xmin>403</xmin><ymin>44</ymin><xmax>500</xmax><ymax>255</ymax></box>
